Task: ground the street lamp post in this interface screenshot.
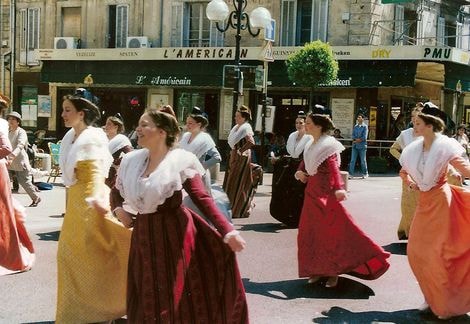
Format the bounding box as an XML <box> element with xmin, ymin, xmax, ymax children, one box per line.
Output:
<box><xmin>206</xmin><ymin>0</ymin><xmax>271</xmax><ymax>120</ymax></box>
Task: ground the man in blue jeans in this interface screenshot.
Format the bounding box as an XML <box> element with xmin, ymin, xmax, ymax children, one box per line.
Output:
<box><xmin>349</xmin><ymin>114</ymin><xmax>369</xmax><ymax>179</ymax></box>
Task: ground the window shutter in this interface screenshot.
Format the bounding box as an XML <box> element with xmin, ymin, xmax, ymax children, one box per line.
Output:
<box><xmin>27</xmin><ymin>8</ymin><xmax>40</xmax><ymax>50</ymax></box>
<box><xmin>19</xmin><ymin>9</ymin><xmax>27</xmax><ymax>51</ymax></box>
<box><xmin>437</xmin><ymin>17</ymin><xmax>446</xmax><ymax>46</ymax></box>
<box><xmin>394</xmin><ymin>5</ymin><xmax>405</xmax><ymax>45</ymax></box>
<box><xmin>210</xmin><ymin>21</ymin><xmax>224</xmax><ymax>46</ymax></box>
<box><xmin>456</xmin><ymin>22</ymin><xmax>463</xmax><ymax>49</ymax></box>
<box><xmin>171</xmin><ymin>3</ymin><xmax>183</xmax><ymax>47</ymax></box>
<box><xmin>280</xmin><ymin>0</ymin><xmax>295</xmax><ymax>46</ymax></box>
<box><xmin>116</xmin><ymin>5</ymin><xmax>128</xmax><ymax>48</ymax></box>
<box><xmin>463</xmin><ymin>18</ymin><xmax>470</xmax><ymax>50</ymax></box>
<box><xmin>319</xmin><ymin>0</ymin><xmax>328</xmax><ymax>42</ymax></box>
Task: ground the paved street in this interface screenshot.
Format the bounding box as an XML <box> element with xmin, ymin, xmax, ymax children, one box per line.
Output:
<box><xmin>0</xmin><ymin>173</ymin><xmax>468</xmax><ymax>323</ymax></box>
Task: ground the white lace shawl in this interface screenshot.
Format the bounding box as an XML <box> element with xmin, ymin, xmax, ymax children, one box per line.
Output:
<box><xmin>59</xmin><ymin>127</ymin><xmax>113</xmax><ymax>187</ymax></box>
<box><xmin>396</xmin><ymin>128</ymin><xmax>420</xmax><ymax>150</ymax></box>
<box><xmin>286</xmin><ymin>131</ymin><xmax>312</xmax><ymax>158</ymax></box>
<box><xmin>108</xmin><ymin>134</ymin><xmax>132</xmax><ymax>155</ymax></box>
<box><xmin>227</xmin><ymin>122</ymin><xmax>254</xmax><ymax>149</ymax></box>
<box><xmin>116</xmin><ymin>148</ymin><xmax>205</xmax><ymax>214</ymax></box>
<box><xmin>400</xmin><ymin>134</ymin><xmax>465</xmax><ymax>192</ymax></box>
<box><xmin>303</xmin><ymin>135</ymin><xmax>345</xmax><ymax>176</ymax></box>
<box><xmin>179</xmin><ymin>131</ymin><xmax>215</xmax><ymax>160</ymax></box>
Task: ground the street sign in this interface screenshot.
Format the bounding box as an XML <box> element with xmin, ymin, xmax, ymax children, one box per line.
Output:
<box><xmin>264</xmin><ymin>19</ymin><xmax>275</xmax><ymax>42</ymax></box>
<box><xmin>262</xmin><ymin>41</ymin><xmax>274</xmax><ymax>62</ymax></box>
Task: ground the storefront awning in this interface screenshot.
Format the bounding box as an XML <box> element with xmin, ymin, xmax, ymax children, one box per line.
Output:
<box><xmin>268</xmin><ymin>60</ymin><xmax>417</xmax><ymax>88</ymax></box>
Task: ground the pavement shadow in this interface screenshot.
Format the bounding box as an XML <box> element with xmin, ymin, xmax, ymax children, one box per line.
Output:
<box><xmin>36</xmin><ymin>230</ymin><xmax>60</xmax><ymax>241</ymax></box>
<box><xmin>238</xmin><ymin>222</ymin><xmax>289</xmax><ymax>233</ymax></box>
<box><xmin>313</xmin><ymin>306</ymin><xmax>470</xmax><ymax>323</ymax></box>
<box><xmin>383</xmin><ymin>242</ymin><xmax>408</xmax><ymax>256</ymax></box>
<box><xmin>243</xmin><ymin>277</ymin><xmax>375</xmax><ymax>300</ymax></box>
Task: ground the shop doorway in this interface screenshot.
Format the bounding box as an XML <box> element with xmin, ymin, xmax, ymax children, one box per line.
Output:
<box><xmin>56</xmin><ymin>87</ymin><xmax>147</xmax><ymax>139</ymax></box>
<box><xmin>271</xmin><ymin>93</ymin><xmax>328</xmax><ymax>140</ymax></box>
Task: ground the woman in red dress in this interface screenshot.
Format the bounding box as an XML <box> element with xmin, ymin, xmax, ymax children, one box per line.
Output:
<box><xmin>295</xmin><ymin>113</ymin><xmax>390</xmax><ymax>288</ymax></box>
<box><xmin>111</xmin><ymin>109</ymin><xmax>248</xmax><ymax>323</ymax></box>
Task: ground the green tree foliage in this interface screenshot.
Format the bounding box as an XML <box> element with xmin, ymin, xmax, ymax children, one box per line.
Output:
<box><xmin>286</xmin><ymin>41</ymin><xmax>339</xmax><ymax>88</ymax></box>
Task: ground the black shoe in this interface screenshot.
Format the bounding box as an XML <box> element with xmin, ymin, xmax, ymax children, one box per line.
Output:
<box><xmin>11</xmin><ymin>188</ymin><xmax>19</xmax><ymax>193</ymax></box>
<box><xmin>29</xmin><ymin>197</ymin><xmax>41</xmax><ymax>207</ymax></box>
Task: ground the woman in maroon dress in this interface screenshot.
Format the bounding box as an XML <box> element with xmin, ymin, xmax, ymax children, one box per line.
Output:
<box><xmin>295</xmin><ymin>113</ymin><xmax>390</xmax><ymax>288</ymax></box>
<box><xmin>111</xmin><ymin>109</ymin><xmax>248</xmax><ymax>323</ymax></box>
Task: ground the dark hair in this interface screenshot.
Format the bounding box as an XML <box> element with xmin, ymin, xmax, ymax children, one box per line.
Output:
<box><xmin>308</xmin><ymin>113</ymin><xmax>335</xmax><ymax>133</ymax></box>
<box><xmin>159</xmin><ymin>104</ymin><xmax>176</xmax><ymax>118</ymax></box>
<box><xmin>237</xmin><ymin>105</ymin><xmax>252</xmax><ymax>121</ymax></box>
<box><xmin>63</xmin><ymin>94</ymin><xmax>101</xmax><ymax>126</ymax></box>
<box><xmin>107</xmin><ymin>115</ymin><xmax>125</xmax><ymax>133</ymax></box>
<box><xmin>416</xmin><ymin>112</ymin><xmax>445</xmax><ymax>133</ymax></box>
<box><xmin>189</xmin><ymin>107</ymin><xmax>208</xmax><ymax>128</ymax></box>
<box><xmin>145</xmin><ymin>108</ymin><xmax>180</xmax><ymax>147</ymax></box>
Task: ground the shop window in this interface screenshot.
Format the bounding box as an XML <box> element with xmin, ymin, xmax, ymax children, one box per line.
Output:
<box><xmin>171</xmin><ymin>2</ymin><xmax>223</xmax><ymax>47</ymax></box>
<box><xmin>19</xmin><ymin>86</ymin><xmax>38</xmax><ymax>128</ymax></box>
<box><xmin>19</xmin><ymin>8</ymin><xmax>40</xmax><ymax>65</ymax></box>
<box><xmin>108</xmin><ymin>4</ymin><xmax>128</xmax><ymax>48</ymax></box>
<box><xmin>280</xmin><ymin>0</ymin><xmax>328</xmax><ymax>46</ymax></box>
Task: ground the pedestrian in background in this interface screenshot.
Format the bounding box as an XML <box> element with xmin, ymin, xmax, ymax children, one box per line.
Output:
<box><xmin>6</xmin><ymin>111</ymin><xmax>41</xmax><ymax>207</ymax></box>
<box><xmin>0</xmin><ymin>95</ymin><xmax>35</xmax><ymax>275</ymax></box>
<box><xmin>104</xmin><ymin>114</ymin><xmax>133</xmax><ymax>188</ymax></box>
<box><xmin>389</xmin><ymin>106</ymin><xmax>422</xmax><ymax>240</ymax></box>
<box><xmin>400</xmin><ymin>112</ymin><xmax>470</xmax><ymax>320</ymax></box>
<box><xmin>295</xmin><ymin>113</ymin><xmax>390</xmax><ymax>288</ymax></box>
<box><xmin>56</xmin><ymin>94</ymin><xmax>131</xmax><ymax>323</ymax></box>
<box><xmin>453</xmin><ymin>124</ymin><xmax>469</xmax><ymax>157</ymax></box>
<box><xmin>348</xmin><ymin>113</ymin><xmax>369</xmax><ymax>179</ymax></box>
<box><xmin>269</xmin><ymin>111</ymin><xmax>311</xmax><ymax>228</ymax></box>
<box><xmin>111</xmin><ymin>109</ymin><xmax>248</xmax><ymax>323</ymax></box>
<box><xmin>223</xmin><ymin>105</ymin><xmax>262</xmax><ymax>218</ymax></box>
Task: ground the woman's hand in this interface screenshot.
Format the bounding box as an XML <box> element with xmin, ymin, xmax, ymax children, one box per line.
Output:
<box><xmin>295</xmin><ymin>171</ymin><xmax>308</xmax><ymax>183</ymax></box>
<box><xmin>408</xmin><ymin>182</ymin><xmax>418</xmax><ymax>191</ymax></box>
<box><xmin>335</xmin><ymin>189</ymin><xmax>347</xmax><ymax>201</ymax></box>
<box><xmin>226</xmin><ymin>234</ymin><xmax>246</xmax><ymax>252</ymax></box>
<box><xmin>86</xmin><ymin>197</ymin><xmax>110</xmax><ymax>217</ymax></box>
<box><xmin>114</xmin><ymin>207</ymin><xmax>135</xmax><ymax>228</ymax></box>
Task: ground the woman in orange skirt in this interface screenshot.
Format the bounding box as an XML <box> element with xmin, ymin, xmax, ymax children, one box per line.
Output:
<box><xmin>400</xmin><ymin>112</ymin><xmax>470</xmax><ymax>320</ymax></box>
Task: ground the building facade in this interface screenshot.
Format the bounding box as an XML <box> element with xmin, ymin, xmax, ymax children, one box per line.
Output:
<box><xmin>10</xmin><ymin>0</ymin><xmax>470</xmax><ymax>145</ymax></box>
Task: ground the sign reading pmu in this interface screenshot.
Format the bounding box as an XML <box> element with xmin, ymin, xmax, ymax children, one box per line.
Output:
<box><xmin>423</xmin><ymin>47</ymin><xmax>451</xmax><ymax>60</ymax></box>
<box><xmin>223</xmin><ymin>65</ymin><xmax>258</xmax><ymax>89</ymax></box>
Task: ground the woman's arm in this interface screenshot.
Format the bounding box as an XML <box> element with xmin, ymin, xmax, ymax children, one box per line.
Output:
<box><xmin>202</xmin><ymin>146</ymin><xmax>222</xmax><ymax>169</ymax></box>
<box><xmin>399</xmin><ymin>168</ymin><xmax>418</xmax><ymax>190</ymax></box>
<box><xmin>238</xmin><ymin>135</ymin><xmax>255</xmax><ymax>154</ymax></box>
<box><xmin>0</xmin><ymin>131</ymin><xmax>12</xmax><ymax>158</ymax></box>
<box><xmin>450</xmin><ymin>156</ymin><xmax>470</xmax><ymax>178</ymax></box>
<box><xmin>389</xmin><ymin>140</ymin><xmax>402</xmax><ymax>160</ymax></box>
<box><xmin>184</xmin><ymin>174</ymin><xmax>246</xmax><ymax>252</ymax></box>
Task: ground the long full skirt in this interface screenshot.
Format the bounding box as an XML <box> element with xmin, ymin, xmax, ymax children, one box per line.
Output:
<box><xmin>269</xmin><ymin>156</ymin><xmax>305</xmax><ymax>228</ymax></box>
<box><xmin>298</xmin><ymin>181</ymin><xmax>390</xmax><ymax>279</ymax></box>
<box><xmin>407</xmin><ymin>183</ymin><xmax>470</xmax><ymax>317</ymax></box>
<box><xmin>56</xmin><ymin>160</ymin><xmax>131</xmax><ymax>323</ymax></box>
<box><xmin>127</xmin><ymin>193</ymin><xmax>248</xmax><ymax>323</ymax></box>
<box><xmin>0</xmin><ymin>160</ymin><xmax>35</xmax><ymax>275</ymax></box>
<box><xmin>397</xmin><ymin>181</ymin><xmax>419</xmax><ymax>240</ymax></box>
<box><xmin>223</xmin><ymin>149</ymin><xmax>262</xmax><ymax>218</ymax></box>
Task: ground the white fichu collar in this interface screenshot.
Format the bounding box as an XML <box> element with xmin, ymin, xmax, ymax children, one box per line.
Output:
<box><xmin>59</xmin><ymin>127</ymin><xmax>112</xmax><ymax>186</ymax></box>
<box><xmin>400</xmin><ymin>133</ymin><xmax>465</xmax><ymax>192</ymax></box>
<box><xmin>227</xmin><ymin>122</ymin><xmax>253</xmax><ymax>149</ymax></box>
<box><xmin>286</xmin><ymin>131</ymin><xmax>312</xmax><ymax>158</ymax></box>
<box><xmin>303</xmin><ymin>135</ymin><xmax>345</xmax><ymax>176</ymax></box>
<box><xmin>179</xmin><ymin>131</ymin><xmax>215</xmax><ymax>159</ymax></box>
<box><xmin>116</xmin><ymin>148</ymin><xmax>205</xmax><ymax>214</ymax></box>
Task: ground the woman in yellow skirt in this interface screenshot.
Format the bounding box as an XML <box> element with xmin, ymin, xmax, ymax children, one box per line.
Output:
<box><xmin>56</xmin><ymin>94</ymin><xmax>131</xmax><ymax>323</ymax></box>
